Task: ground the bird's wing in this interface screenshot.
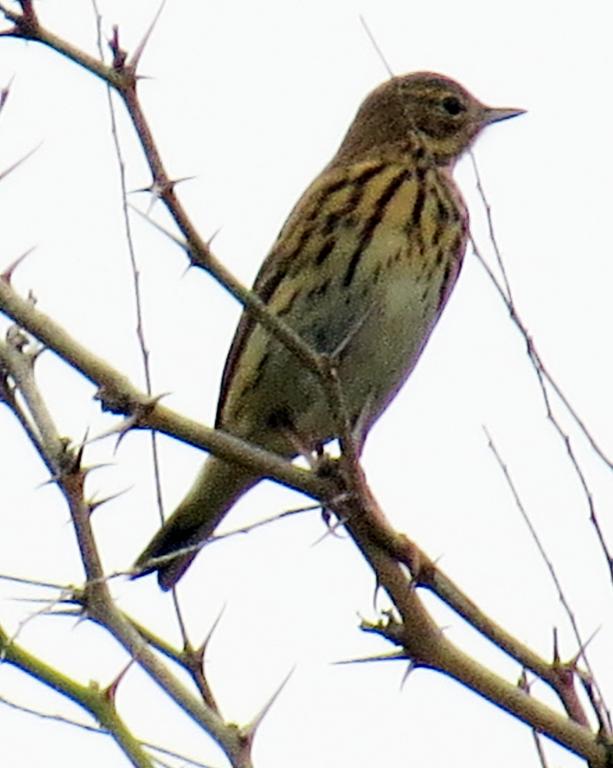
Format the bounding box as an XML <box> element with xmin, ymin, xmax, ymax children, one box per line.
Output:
<box><xmin>214</xmin><ymin>240</ymin><xmax>291</xmax><ymax>428</ymax></box>
<box><xmin>214</xmin><ymin>159</ymin><xmax>390</xmax><ymax>428</ymax></box>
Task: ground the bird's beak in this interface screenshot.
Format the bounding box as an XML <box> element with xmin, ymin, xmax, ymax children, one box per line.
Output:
<box><xmin>482</xmin><ymin>105</ymin><xmax>527</xmax><ymax>125</ymax></box>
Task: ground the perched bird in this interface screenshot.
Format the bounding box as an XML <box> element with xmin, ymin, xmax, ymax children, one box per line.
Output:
<box><xmin>135</xmin><ymin>72</ymin><xmax>523</xmax><ymax>589</ymax></box>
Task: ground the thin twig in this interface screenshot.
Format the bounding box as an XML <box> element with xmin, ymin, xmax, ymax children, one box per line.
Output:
<box><xmin>469</xmin><ymin>157</ymin><xmax>613</xmax><ymax>583</ymax></box>
<box><xmin>484</xmin><ymin>427</ymin><xmax>597</xmax><ymax>727</ymax></box>
<box><xmin>0</xmin><ymin>692</ymin><xmax>215</xmax><ymax>768</ymax></box>
<box><xmin>358</xmin><ymin>15</ymin><xmax>394</xmax><ymax>78</ymax></box>
<box><xmin>91</xmin><ymin>0</ymin><xmax>192</xmax><ymax>665</ymax></box>
<box><xmin>470</xmin><ymin>154</ymin><xmax>612</xmax><ymax>468</ymax></box>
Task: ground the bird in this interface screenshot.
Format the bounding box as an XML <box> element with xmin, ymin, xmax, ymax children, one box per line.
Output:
<box><xmin>134</xmin><ymin>72</ymin><xmax>524</xmax><ymax>589</ymax></box>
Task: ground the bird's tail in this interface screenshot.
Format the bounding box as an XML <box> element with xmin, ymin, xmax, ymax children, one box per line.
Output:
<box><xmin>133</xmin><ymin>455</ymin><xmax>257</xmax><ymax>590</ymax></box>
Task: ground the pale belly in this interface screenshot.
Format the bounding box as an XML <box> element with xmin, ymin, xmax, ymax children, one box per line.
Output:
<box><xmin>221</xmin><ymin>245</ymin><xmax>460</xmax><ymax>455</ymax></box>
<box><xmin>219</xmin><ymin>161</ymin><xmax>466</xmax><ymax>456</ymax></box>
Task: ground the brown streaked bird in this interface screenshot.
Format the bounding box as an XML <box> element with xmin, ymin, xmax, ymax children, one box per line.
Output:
<box><xmin>135</xmin><ymin>72</ymin><xmax>524</xmax><ymax>589</ymax></box>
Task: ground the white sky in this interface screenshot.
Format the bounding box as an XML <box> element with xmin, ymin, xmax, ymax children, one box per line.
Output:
<box><xmin>0</xmin><ymin>1</ymin><xmax>612</xmax><ymax>766</ymax></box>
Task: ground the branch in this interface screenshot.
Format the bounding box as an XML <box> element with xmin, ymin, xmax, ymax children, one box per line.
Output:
<box><xmin>0</xmin><ymin>311</ymin><xmax>253</xmax><ymax>767</ymax></box>
<box><xmin>330</xmin><ymin>462</ymin><xmax>610</xmax><ymax>766</ymax></box>
<box><xmin>0</xmin><ymin>275</ymin><xmax>327</xmax><ymax>501</ymax></box>
<box><xmin>0</xmin><ymin>624</ymin><xmax>154</xmax><ymax>768</ymax></box>
<box><xmin>1</xmin><ymin>267</ymin><xmax>610</xmax><ymax>764</ymax></box>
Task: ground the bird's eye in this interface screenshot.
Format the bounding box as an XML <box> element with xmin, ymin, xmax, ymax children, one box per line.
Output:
<box><xmin>441</xmin><ymin>96</ymin><xmax>465</xmax><ymax>116</ymax></box>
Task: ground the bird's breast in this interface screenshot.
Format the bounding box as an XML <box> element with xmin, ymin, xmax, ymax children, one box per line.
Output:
<box><xmin>219</xmin><ymin>159</ymin><xmax>468</xmax><ymax>449</ymax></box>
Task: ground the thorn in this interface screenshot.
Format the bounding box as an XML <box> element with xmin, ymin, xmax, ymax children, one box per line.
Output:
<box><xmin>0</xmin><ymin>142</ymin><xmax>43</xmax><ymax>183</ymax></box>
<box><xmin>132</xmin><ymin>176</ymin><xmax>197</xmax><ymax>196</ymax></box>
<box><xmin>38</xmin><ymin>606</ymin><xmax>84</xmax><ymax>620</ymax></box>
<box><xmin>400</xmin><ymin>659</ymin><xmax>417</xmax><ymax>689</ymax></box>
<box><xmin>333</xmin><ymin>651</ymin><xmax>406</xmax><ymax>666</ymax></box>
<box><xmin>69</xmin><ymin>613</ymin><xmax>89</xmax><ymax>631</ymax></box>
<box><xmin>567</xmin><ymin>626</ymin><xmax>601</xmax><ymax>668</ymax></box>
<box><xmin>74</xmin><ymin>427</ymin><xmax>88</xmax><ymax>469</ymax></box>
<box><xmin>36</xmin><ymin>473</ymin><xmax>63</xmax><ymax>489</ymax></box>
<box><xmin>195</xmin><ymin>603</ymin><xmax>227</xmax><ymax>660</ymax></box>
<box><xmin>112</xmin><ymin>422</ymin><xmax>135</xmax><ymax>453</ymax></box>
<box><xmin>10</xmin><ymin>594</ymin><xmax>70</xmax><ymax>607</ymax></box>
<box><xmin>73</xmin><ymin>434</ymin><xmax>125</xmax><ymax>476</ymax></box>
<box><xmin>371</xmin><ymin>579</ymin><xmax>383</xmax><ymax>613</ymax></box>
<box><xmin>207</xmin><ymin>227</ymin><xmax>221</xmax><ymax>249</ymax></box>
<box><xmin>128</xmin><ymin>74</ymin><xmax>155</xmax><ymax>90</ymax></box>
<box><xmin>147</xmin><ymin>178</ymin><xmax>171</xmax><ymax>214</ymax></box>
<box><xmin>130</xmin><ymin>183</ymin><xmax>155</xmax><ymax>196</ymax></box>
<box><xmin>80</xmin><ymin>461</ymin><xmax>116</xmax><ymax>476</ymax></box>
<box><xmin>66</xmin><ymin>439</ymin><xmax>82</xmax><ymax>472</ymax></box>
<box><xmin>181</xmin><ymin>261</ymin><xmax>197</xmax><ymax>278</ymax></box>
<box><xmin>0</xmin><ymin>572</ymin><xmax>68</xmax><ymax>590</ymax></box>
<box><xmin>397</xmin><ymin>560</ymin><xmax>418</xmax><ymax>592</ymax></box>
<box><xmin>552</xmin><ymin>627</ymin><xmax>560</xmax><ymax>665</ymax></box>
<box><xmin>114</xmin><ymin>394</ymin><xmax>165</xmax><ymax>451</ymax></box>
<box><xmin>0</xmin><ymin>75</ymin><xmax>14</xmax><ymax>112</ymax></box>
<box><xmin>132</xmin><ymin>175</ymin><xmax>196</xmax><ymax>216</ymax></box>
<box><xmin>83</xmin><ymin>416</ymin><xmax>136</xmax><ymax>446</ymax></box>
<box><xmin>108</xmin><ymin>25</ymin><xmax>127</xmax><ymax>70</ymax></box>
<box><xmin>1</xmin><ymin>247</ymin><xmax>35</xmax><ymax>283</ymax></box>
<box><xmin>128</xmin><ymin>0</ymin><xmax>167</xmax><ymax>70</ymax></box>
<box><xmin>145</xmin><ymin>192</ymin><xmax>158</xmax><ymax>216</ymax></box>
<box><xmin>241</xmin><ymin>667</ymin><xmax>295</xmax><ymax>742</ymax></box>
<box><xmin>89</xmin><ymin>392</ymin><xmax>164</xmax><ymax>447</ymax></box>
<box><xmin>103</xmin><ymin>660</ymin><xmax>134</xmax><ymax>703</ymax></box>
<box><xmin>89</xmin><ymin>485</ymin><xmax>133</xmax><ymax>513</ymax></box>
<box><xmin>181</xmin><ymin>226</ymin><xmax>220</xmax><ymax>275</ymax></box>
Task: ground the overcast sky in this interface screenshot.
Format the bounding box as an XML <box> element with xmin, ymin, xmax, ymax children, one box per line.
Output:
<box><xmin>0</xmin><ymin>2</ymin><xmax>611</xmax><ymax>767</ymax></box>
